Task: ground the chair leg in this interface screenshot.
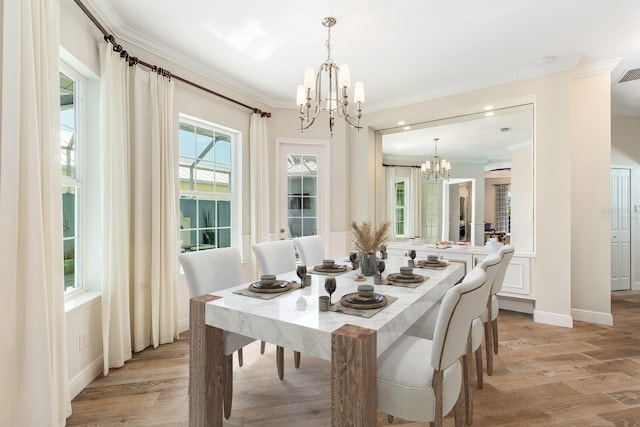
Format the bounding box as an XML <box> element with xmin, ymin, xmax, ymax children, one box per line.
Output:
<box><xmin>294</xmin><ymin>351</ymin><xmax>301</xmax><ymax>368</ymax></box>
<box><xmin>453</xmin><ymin>394</ymin><xmax>463</xmax><ymax>427</ymax></box>
<box><xmin>276</xmin><ymin>346</ymin><xmax>284</xmax><ymax>380</ymax></box>
<box><xmin>463</xmin><ymin>335</ymin><xmax>472</xmax><ymax>425</ymax></box>
<box><xmin>492</xmin><ymin>318</ymin><xmax>499</xmax><ymax>354</ymax></box>
<box><xmin>484</xmin><ymin>320</ymin><xmax>493</xmax><ymax>376</ymax></box>
<box><xmin>223</xmin><ymin>354</ymin><xmax>233</xmax><ymax>419</ymax></box>
<box><xmin>387</xmin><ymin>414</ymin><xmax>394</xmax><ymax>423</ymax></box>
<box><xmin>237</xmin><ymin>348</ymin><xmax>244</xmax><ymax>367</ymax></box>
<box><xmin>475</xmin><ymin>346</ymin><xmax>484</xmax><ymax>389</ymax></box>
<box><xmin>260</xmin><ymin>341</ymin><xmax>266</xmax><ymax>354</ymax></box>
<box><xmin>432</xmin><ymin>370</ymin><xmax>444</xmax><ymax>427</ymax></box>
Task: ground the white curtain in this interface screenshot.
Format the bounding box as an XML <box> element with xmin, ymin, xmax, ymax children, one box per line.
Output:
<box><xmin>250</xmin><ymin>114</ymin><xmax>270</xmax><ymax>278</ymax></box>
<box><xmin>408</xmin><ymin>167</ymin><xmax>423</xmax><ymax>238</ymax></box>
<box><xmin>383</xmin><ymin>166</ymin><xmax>397</xmax><ymax>240</ymax></box>
<box><xmin>100</xmin><ymin>44</ymin><xmax>178</xmax><ymax>374</ymax></box>
<box><xmin>0</xmin><ymin>0</ymin><xmax>71</xmax><ymax>425</ymax></box>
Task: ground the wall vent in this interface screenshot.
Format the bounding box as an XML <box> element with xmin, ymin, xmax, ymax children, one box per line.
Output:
<box><xmin>500</xmin><ymin>127</ymin><xmax>511</xmax><ymax>132</ymax></box>
<box><xmin>618</xmin><ymin>68</ymin><xmax>640</xmax><ymax>83</ymax></box>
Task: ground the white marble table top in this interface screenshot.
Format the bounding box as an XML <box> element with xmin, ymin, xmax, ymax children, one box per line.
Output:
<box><xmin>205</xmin><ymin>259</ymin><xmax>464</xmax><ymax>361</ymax></box>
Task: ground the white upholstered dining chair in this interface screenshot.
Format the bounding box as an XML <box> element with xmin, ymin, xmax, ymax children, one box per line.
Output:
<box><xmin>179</xmin><ymin>247</ymin><xmax>254</xmax><ymax>419</ymax></box>
<box><xmin>292</xmin><ymin>235</ymin><xmax>326</xmax><ymax>267</ymax></box>
<box><xmin>251</xmin><ymin>239</ymin><xmax>302</xmax><ymax>377</ymax></box>
<box><xmin>482</xmin><ymin>244</ymin><xmax>515</xmax><ymax>375</ymax></box>
<box><xmin>378</xmin><ymin>266</ymin><xmax>489</xmax><ymax>427</ymax></box>
<box><xmin>406</xmin><ymin>253</ymin><xmax>500</xmax><ymax>425</ymax></box>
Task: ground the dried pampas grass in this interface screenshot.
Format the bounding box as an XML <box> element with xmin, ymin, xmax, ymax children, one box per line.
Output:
<box><xmin>351</xmin><ymin>221</ymin><xmax>389</xmax><ymax>254</ymax></box>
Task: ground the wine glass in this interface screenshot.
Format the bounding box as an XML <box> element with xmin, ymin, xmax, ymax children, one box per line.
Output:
<box><xmin>349</xmin><ymin>251</ymin><xmax>358</xmax><ymax>268</ymax></box>
<box><xmin>377</xmin><ymin>260</ymin><xmax>386</xmax><ymax>276</ymax></box>
<box><xmin>324</xmin><ymin>277</ymin><xmax>337</xmax><ymax>306</ymax></box>
<box><xmin>408</xmin><ymin>249</ymin><xmax>417</xmax><ymax>260</ymax></box>
<box><xmin>296</xmin><ymin>265</ymin><xmax>307</xmax><ymax>287</ymax></box>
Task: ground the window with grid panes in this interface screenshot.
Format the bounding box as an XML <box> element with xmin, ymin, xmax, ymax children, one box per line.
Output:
<box><xmin>178</xmin><ymin>116</ymin><xmax>237</xmax><ymax>252</ymax></box>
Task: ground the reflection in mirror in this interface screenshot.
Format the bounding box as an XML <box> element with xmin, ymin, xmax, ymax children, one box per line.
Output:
<box><xmin>378</xmin><ymin>104</ymin><xmax>534</xmax><ymax>251</ymax></box>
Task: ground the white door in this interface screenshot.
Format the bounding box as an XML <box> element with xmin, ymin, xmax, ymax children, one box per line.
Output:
<box><xmin>276</xmin><ymin>139</ymin><xmax>329</xmax><ymax>241</ymax></box>
<box><xmin>611</xmin><ymin>168</ymin><xmax>631</xmax><ymax>291</ymax></box>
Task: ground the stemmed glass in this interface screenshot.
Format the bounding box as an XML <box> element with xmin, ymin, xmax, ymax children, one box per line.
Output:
<box><xmin>296</xmin><ymin>265</ymin><xmax>307</xmax><ymax>287</ymax></box>
<box><xmin>408</xmin><ymin>249</ymin><xmax>417</xmax><ymax>260</ymax></box>
<box><xmin>349</xmin><ymin>252</ymin><xmax>358</xmax><ymax>269</ymax></box>
<box><xmin>377</xmin><ymin>260</ymin><xmax>386</xmax><ymax>277</ymax></box>
<box><xmin>324</xmin><ymin>277</ymin><xmax>337</xmax><ymax>306</ymax></box>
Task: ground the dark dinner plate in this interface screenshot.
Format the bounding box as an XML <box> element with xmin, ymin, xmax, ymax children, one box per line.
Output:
<box><xmin>250</xmin><ymin>280</ymin><xmax>289</xmax><ymax>290</ymax></box>
<box><xmin>345</xmin><ymin>294</ymin><xmax>384</xmax><ymax>305</ymax></box>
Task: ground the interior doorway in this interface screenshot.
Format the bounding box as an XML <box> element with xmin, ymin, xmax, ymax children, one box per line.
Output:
<box><xmin>611</xmin><ymin>167</ymin><xmax>631</xmax><ymax>291</ymax></box>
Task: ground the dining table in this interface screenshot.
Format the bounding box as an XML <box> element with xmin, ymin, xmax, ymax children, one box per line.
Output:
<box><xmin>188</xmin><ymin>255</ymin><xmax>465</xmax><ymax>426</ymax></box>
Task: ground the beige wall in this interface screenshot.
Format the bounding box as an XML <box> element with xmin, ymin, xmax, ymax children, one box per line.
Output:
<box><xmin>570</xmin><ymin>72</ymin><xmax>612</xmax><ymax>325</ymax></box>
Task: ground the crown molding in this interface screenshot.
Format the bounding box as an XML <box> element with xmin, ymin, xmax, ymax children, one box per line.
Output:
<box><xmin>571</xmin><ymin>57</ymin><xmax>623</xmax><ymax>79</ymax></box>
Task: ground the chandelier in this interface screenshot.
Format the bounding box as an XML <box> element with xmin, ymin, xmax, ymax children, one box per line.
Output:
<box><xmin>422</xmin><ymin>138</ymin><xmax>451</xmax><ymax>182</ymax></box>
<box><xmin>296</xmin><ymin>17</ymin><xmax>364</xmax><ymax>136</ymax></box>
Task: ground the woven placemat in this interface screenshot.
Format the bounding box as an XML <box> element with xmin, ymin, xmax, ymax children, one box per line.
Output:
<box><xmin>309</xmin><ymin>264</ymin><xmax>351</xmax><ymax>276</ymax></box>
<box><xmin>328</xmin><ymin>294</ymin><xmax>397</xmax><ymax>318</ymax></box>
<box><xmin>383</xmin><ymin>274</ymin><xmax>429</xmax><ymax>289</ymax></box>
<box><xmin>415</xmin><ymin>260</ymin><xmax>449</xmax><ymax>270</ymax></box>
<box><xmin>233</xmin><ymin>281</ymin><xmax>301</xmax><ymax>300</ymax></box>
<box><xmin>340</xmin><ymin>293</ymin><xmax>387</xmax><ymax>309</ymax></box>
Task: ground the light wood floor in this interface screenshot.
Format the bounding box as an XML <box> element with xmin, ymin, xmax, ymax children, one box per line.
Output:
<box><xmin>67</xmin><ymin>292</ymin><xmax>640</xmax><ymax>426</ymax></box>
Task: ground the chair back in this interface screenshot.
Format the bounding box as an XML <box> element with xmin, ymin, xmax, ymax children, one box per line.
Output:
<box><xmin>293</xmin><ymin>235</ymin><xmax>325</xmax><ymax>266</ymax></box>
<box><xmin>431</xmin><ymin>266</ymin><xmax>488</xmax><ymax>371</ymax></box>
<box><xmin>491</xmin><ymin>245</ymin><xmax>514</xmax><ymax>296</ymax></box>
<box><xmin>252</xmin><ymin>239</ymin><xmax>297</xmax><ymax>276</ymax></box>
<box><xmin>477</xmin><ymin>252</ymin><xmax>502</xmax><ymax>312</ymax></box>
<box><xmin>179</xmin><ymin>247</ymin><xmax>242</xmax><ymax>297</ymax></box>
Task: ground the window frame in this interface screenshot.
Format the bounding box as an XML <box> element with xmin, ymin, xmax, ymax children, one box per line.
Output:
<box><xmin>393</xmin><ymin>178</ymin><xmax>408</xmax><ymax>238</ymax></box>
<box><xmin>60</xmin><ymin>62</ymin><xmax>85</xmax><ymax>297</ymax></box>
<box><xmin>178</xmin><ymin>114</ymin><xmax>242</xmax><ymax>253</ymax></box>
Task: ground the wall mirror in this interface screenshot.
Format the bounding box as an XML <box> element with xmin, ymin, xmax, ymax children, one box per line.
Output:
<box><xmin>377</xmin><ymin>103</ymin><xmax>534</xmax><ymax>252</ymax></box>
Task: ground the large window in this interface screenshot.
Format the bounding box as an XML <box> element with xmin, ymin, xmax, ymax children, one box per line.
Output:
<box><xmin>60</xmin><ymin>68</ymin><xmax>82</xmax><ymax>291</ymax></box>
<box><xmin>179</xmin><ymin>115</ymin><xmax>237</xmax><ymax>252</ymax></box>
<box><xmin>394</xmin><ymin>179</ymin><xmax>407</xmax><ymax>237</ymax></box>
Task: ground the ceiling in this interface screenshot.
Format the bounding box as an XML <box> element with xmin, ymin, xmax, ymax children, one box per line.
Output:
<box><xmin>85</xmin><ymin>0</ymin><xmax>640</xmax><ymax>116</ymax></box>
<box><xmin>83</xmin><ymin>1</ymin><xmax>640</xmax><ymax>166</ymax></box>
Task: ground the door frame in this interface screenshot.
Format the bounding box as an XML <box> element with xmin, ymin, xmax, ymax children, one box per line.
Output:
<box><xmin>611</xmin><ymin>166</ymin><xmax>633</xmax><ymax>291</ymax></box>
<box><xmin>275</xmin><ymin>138</ymin><xmax>330</xmax><ymax>243</ymax></box>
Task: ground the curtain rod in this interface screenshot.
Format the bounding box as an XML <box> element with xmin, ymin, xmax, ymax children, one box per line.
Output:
<box><xmin>382</xmin><ymin>164</ymin><xmax>421</xmax><ymax>168</ymax></box>
<box><xmin>72</xmin><ymin>0</ymin><xmax>271</xmax><ymax>118</ymax></box>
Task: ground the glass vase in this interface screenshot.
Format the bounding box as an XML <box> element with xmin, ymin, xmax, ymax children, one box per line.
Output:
<box><xmin>360</xmin><ymin>252</ymin><xmax>377</xmax><ymax>276</ymax></box>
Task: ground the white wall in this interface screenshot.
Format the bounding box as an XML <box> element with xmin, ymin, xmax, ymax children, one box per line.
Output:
<box><xmin>612</xmin><ymin>116</ymin><xmax>640</xmax><ymax>289</ymax></box>
<box><xmin>511</xmin><ymin>144</ymin><xmax>534</xmax><ymax>251</ymax></box>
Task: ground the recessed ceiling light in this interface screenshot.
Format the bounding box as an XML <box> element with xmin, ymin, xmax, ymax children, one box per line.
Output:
<box><xmin>397</xmin><ymin>121</ymin><xmax>406</xmax><ymax>126</ymax></box>
<box><xmin>485</xmin><ymin>111</ymin><xmax>495</xmax><ymax>117</ymax></box>
<box><xmin>484</xmin><ymin>105</ymin><xmax>494</xmax><ymax>111</ymax></box>
<box><xmin>537</xmin><ymin>55</ymin><xmax>556</xmax><ymax>66</ymax></box>
<box><xmin>403</xmin><ymin>126</ymin><xmax>411</xmax><ymax>130</ymax></box>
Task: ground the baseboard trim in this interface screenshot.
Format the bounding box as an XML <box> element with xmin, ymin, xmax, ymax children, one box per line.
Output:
<box><xmin>69</xmin><ymin>356</ymin><xmax>103</xmax><ymax>400</ymax></box>
<box><xmin>499</xmin><ymin>297</ymin><xmax>535</xmax><ymax>314</ymax></box>
<box><xmin>571</xmin><ymin>308</ymin><xmax>613</xmax><ymax>326</ymax></box>
<box><xmin>179</xmin><ymin>317</ymin><xmax>190</xmax><ymax>333</ymax></box>
<box><xmin>533</xmin><ymin>310</ymin><xmax>573</xmax><ymax>328</ymax></box>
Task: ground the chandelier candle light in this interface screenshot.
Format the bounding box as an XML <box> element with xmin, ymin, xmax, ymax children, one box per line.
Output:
<box><xmin>296</xmin><ymin>17</ymin><xmax>364</xmax><ymax>136</ymax></box>
<box><xmin>422</xmin><ymin>138</ymin><xmax>451</xmax><ymax>182</ymax></box>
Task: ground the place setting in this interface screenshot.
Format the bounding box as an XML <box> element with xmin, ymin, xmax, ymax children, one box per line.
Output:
<box><xmin>415</xmin><ymin>254</ymin><xmax>449</xmax><ymax>270</ymax></box>
<box><xmin>384</xmin><ymin>266</ymin><xmax>428</xmax><ymax>289</ymax></box>
<box><xmin>309</xmin><ymin>258</ymin><xmax>351</xmax><ymax>276</ymax></box>
<box><xmin>321</xmin><ymin>278</ymin><xmax>397</xmax><ymax>318</ymax></box>
<box><xmin>233</xmin><ymin>274</ymin><xmax>301</xmax><ymax>300</ymax></box>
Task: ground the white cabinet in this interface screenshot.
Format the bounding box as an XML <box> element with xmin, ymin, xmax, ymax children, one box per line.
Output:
<box><xmin>473</xmin><ymin>254</ymin><xmax>531</xmax><ymax>297</ymax></box>
<box><xmin>387</xmin><ymin>242</ymin><xmax>535</xmax><ymax>313</ymax></box>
